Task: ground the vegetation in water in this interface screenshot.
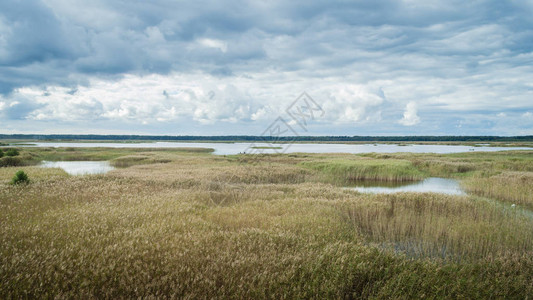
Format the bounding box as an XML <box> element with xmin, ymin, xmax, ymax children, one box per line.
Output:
<box><xmin>462</xmin><ymin>171</ymin><xmax>533</xmax><ymax>209</ymax></box>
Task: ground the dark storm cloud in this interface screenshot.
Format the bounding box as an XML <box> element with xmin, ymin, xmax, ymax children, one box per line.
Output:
<box><xmin>1</xmin><ymin>0</ymin><xmax>532</xmax><ymax>93</ymax></box>
<box><xmin>0</xmin><ymin>1</ymin><xmax>81</xmax><ymax>66</ymax></box>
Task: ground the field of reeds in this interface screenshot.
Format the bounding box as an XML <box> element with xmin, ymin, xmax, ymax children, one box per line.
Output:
<box><xmin>1</xmin><ymin>147</ymin><xmax>533</xmax><ymax>298</ymax></box>
<box><xmin>300</xmin><ymin>157</ymin><xmax>425</xmax><ymax>183</ymax></box>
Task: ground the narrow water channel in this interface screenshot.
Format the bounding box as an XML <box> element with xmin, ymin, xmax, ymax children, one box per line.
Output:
<box><xmin>349</xmin><ymin>177</ymin><xmax>466</xmax><ymax>195</ymax></box>
<box><xmin>40</xmin><ymin>161</ymin><xmax>114</xmax><ymax>175</ymax></box>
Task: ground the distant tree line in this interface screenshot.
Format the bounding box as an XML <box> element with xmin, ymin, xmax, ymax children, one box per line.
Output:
<box><xmin>1</xmin><ymin>134</ymin><xmax>532</xmax><ymax>142</ymax></box>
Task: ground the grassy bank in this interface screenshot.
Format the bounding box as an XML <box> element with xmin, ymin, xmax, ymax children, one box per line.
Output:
<box><xmin>300</xmin><ymin>158</ymin><xmax>425</xmax><ymax>183</ymax></box>
<box><xmin>1</xmin><ymin>148</ymin><xmax>533</xmax><ymax>298</ymax></box>
<box><xmin>0</xmin><ymin>147</ymin><xmax>214</xmax><ymax>167</ymax></box>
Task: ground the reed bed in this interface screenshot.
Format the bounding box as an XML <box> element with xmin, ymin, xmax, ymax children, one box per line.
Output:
<box><xmin>8</xmin><ymin>147</ymin><xmax>214</xmax><ymax>166</ymax></box>
<box><xmin>110</xmin><ymin>153</ymin><xmax>172</xmax><ymax>168</ymax></box>
<box><xmin>363</xmin><ymin>151</ymin><xmax>533</xmax><ymax>176</ymax></box>
<box><xmin>411</xmin><ymin>159</ymin><xmax>476</xmax><ymax>176</ymax></box>
<box><xmin>462</xmin><ymin>171</ymin><xmax>533</xmax><ymax>209</ymax></box>
<box><xmin>2</xmin><ymin>149</ymin><xmax>533</xmax><ymax>298</ymax></box>
<box><xmin>338</xmin><ymin>192</ymin><xmax>533</xmax><ymax>261</ymax></box>
<box><xmin>300</xmin><ymin>158</ymin><xmax>425</xmax><ymax>183</ymax></box>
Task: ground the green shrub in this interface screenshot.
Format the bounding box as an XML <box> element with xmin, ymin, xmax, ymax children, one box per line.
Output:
<box><xmin>5</xmin><ymin>148</ymin><xmax>20</xmax><ymax>157</ymax></box>
<box><xmin>0</xmin><ymin>149</ymin><xmax>3</xmax><ymax>158</ymax></box>
<box><xmin>11</xmin><ymin>170</ymin><xmax>29</xmax><ymax>185</ymax></box>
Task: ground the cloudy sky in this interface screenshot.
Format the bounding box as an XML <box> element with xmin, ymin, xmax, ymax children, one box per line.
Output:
<box><xmin>1</xmin><ymin>0</ymin><xmax>532</xmax><ymax>136</ymax></box>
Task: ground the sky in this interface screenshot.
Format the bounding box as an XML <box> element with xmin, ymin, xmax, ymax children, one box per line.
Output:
<box><xmin>0</xmin><ymin>0</ymin><xmax>532</xmax><ymax>136</ymax></box>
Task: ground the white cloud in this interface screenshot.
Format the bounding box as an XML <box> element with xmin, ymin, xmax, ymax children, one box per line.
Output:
<box><xmin>6</xmin><ymin>74</ymin><xmax>274</xmax><ymax>125</ymax></box>
<box><xmin>197</xmin><ymin>38</ymin><xmax>228</xmax><ymax>53</ymax></box>
<box><xmin>399</xmin><ymin>101</ymin><xmax>420</xmax><ymax>126</ymax></box>
<box><xmin>2</xmin><ymin>69</ymin><xmax>531</xmax><ymax>135</ymax></box>
<box><xmin>321</xmin><ymin>85</ymin><xmax>385</xmax><ymax>124</ymax></box>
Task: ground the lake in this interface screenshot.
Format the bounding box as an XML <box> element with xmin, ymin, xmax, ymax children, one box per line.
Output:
<box><xmin>40</xmin><ymin>161</ymin><xmax>114</xmax><ymax>175</ymax></box>
<box><xmin>22</xmin><ymin>142</ymin><xmax>533</xmax><ymax>155</ymax></box>
<box><xmin>349</xmin><ymin>177</ymin><xmax>466</xmax><ymax>195</ymax></box>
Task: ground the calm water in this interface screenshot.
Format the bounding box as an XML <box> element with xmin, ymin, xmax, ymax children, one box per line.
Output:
<box><xmin>40</xmin><ymin>161</ymin><xmax>114</xmax><ymax>175</ymax></box>
<box><xmin>350</xmin><ymin>177</ymin><xmax>466</xmax><ymax>195</ymax></box>
<box><xmin>23</xmin><ymin>142</ymin><xmax>533</xmax><ymax>155</ymax></box>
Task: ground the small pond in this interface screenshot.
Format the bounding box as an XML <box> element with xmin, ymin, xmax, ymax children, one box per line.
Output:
<box><xmin>349</xmin><ymin>177</ymin><xmax>466</xmax><ymax>195</ymax></box>
<box><xmin>40</xmin><ymin>161</ymin><xmax>114</xmax><ymax>175</ymax></box>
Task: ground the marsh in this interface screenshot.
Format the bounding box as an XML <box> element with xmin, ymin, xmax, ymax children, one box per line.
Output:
<box><xmin>1</xmin><ymin>147</ymin><xmax>533</xmax><ymax>298</ymax></box>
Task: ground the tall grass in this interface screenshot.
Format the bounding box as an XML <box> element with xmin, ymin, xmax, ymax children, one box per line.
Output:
<box><xmin>2</xmin><ymin>147</ymin><xmax>214</xmax><ymax>166</ymax></box>
<box><xmin>110</xmin><ymin>154</ymin><xmax>172</xmax><ymax>167</ymax></box>
<box><xmin>462</xmin><ymin>171</ymin><xmax>533</xmax><ymax>209</ymax></box>
<box><xmin>364</xmin><ymin>150</ymin><xmax>533</xmax><ymax>177</ymax></box>
<box><xmin>301</xmin><ymin>158</ymin><xmax>425</xmax><ymax>183</ymax></box>
<box><xmin>411</xmin><ymin>159</ymin><xmax>476</xmax><ymax>176</ymax></box>
<box><xmin>0</xmin><ymin>166</ymin><xmax>68</xmax><ymax>184</ymax></box>
<box><xmin>2</xmin><ymin>149</ymin><xmax>533</xmax><ymax>298</ymax></box>
<box><xmin>339</xmin><ymin>192</ymin><xmax>533</xmax><ymax>261</ymax></box>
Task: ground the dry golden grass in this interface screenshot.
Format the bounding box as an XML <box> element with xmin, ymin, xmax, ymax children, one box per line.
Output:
<box><xmin>463</xmin><ymin>171</ymin><xmax>533</xmax><ymax>209</ymax></box>
<box><xmin>339</xmin><ymin>192</ymin><xmax>533</xmax><ymax>261</ymax></box>
<box><xmin>1</xmin><ymin>149</ymin><xmax>533</xmax><ymax>298</ymax></box>
<box><xmin>0</xmin><ymin>166</ymin><xmax>68</xmax><ymax>184</ymax></box>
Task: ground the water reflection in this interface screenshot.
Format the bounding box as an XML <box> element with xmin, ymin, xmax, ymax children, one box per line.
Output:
<box><xmin>350</xmin><ymin>177</ymin><xmax>465</xmax><ymax>195</ymax></box>
<box><xmin>40</xmin><ymin>161</ymin><xmax>114</xmax><ymax>175</ymax></box>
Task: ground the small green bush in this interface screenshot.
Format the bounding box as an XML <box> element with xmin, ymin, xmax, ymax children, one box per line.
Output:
<box><xmin>5</xmin><ymin>148</ymin><xmax>20</xmax><ymax>157</ymax></box>
<box><xmin>11</xmin><ymin>170</ymin><xmax>29</xmax><ymax>185</ymax></box>
<box><xmin>0</xmin><ymin>149</ymin><xmax>3</xmax><ymax>158</ymax></box>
